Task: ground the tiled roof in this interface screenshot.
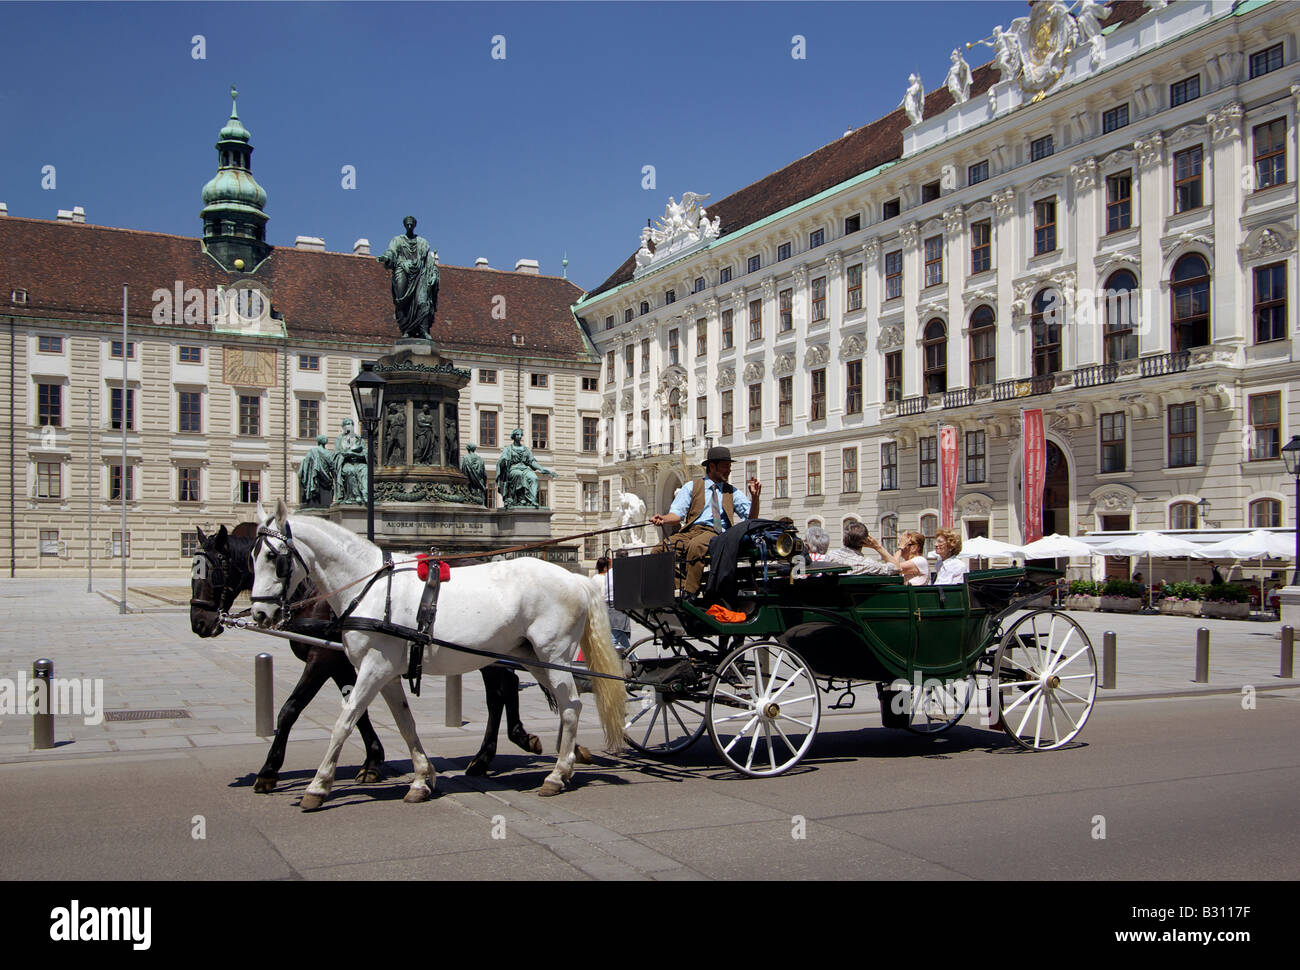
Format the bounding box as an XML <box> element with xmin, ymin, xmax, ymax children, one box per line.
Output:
<box><xmin>587</xmin><ymin>1</ymin><xmax>1149</xmax><ymax>300</ymax></box>
<box><xmin>0</xmin><ymin>216</ymin><xmax>593</xmax><ymax>361</ymax></box>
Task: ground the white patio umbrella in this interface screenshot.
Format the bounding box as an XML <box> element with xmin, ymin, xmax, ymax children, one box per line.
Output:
<box><xmin>1194</xmin><ymin>530</ymin><xmax>1295</xmax><ymax>613</ymax></box>
<box><xmin>1020</xmin><ymin>533</ymin><xmax>1095</xmax><ymax>559</ymax></box>
<box><xmin>1092</xmin><ymin>531</ymin><xmax>1206</xmax><ymax>607</ymax></box>
<box><xmin>957</xmin><ymin>536</ymin><xmax>1025</xmax><ymax>560</ymax></box>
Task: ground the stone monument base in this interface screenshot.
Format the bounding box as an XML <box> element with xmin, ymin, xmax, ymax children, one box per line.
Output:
<box><xmin>309</xmin><ymin>504</ymin><xmax>579</xmax><ymax>569</ymax></box>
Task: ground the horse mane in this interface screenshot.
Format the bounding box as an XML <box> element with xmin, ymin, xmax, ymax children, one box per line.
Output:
<box><xmin>286</xmin><ymin>513</ymin><xmax>379</xmax><ymax>566</ymax></box>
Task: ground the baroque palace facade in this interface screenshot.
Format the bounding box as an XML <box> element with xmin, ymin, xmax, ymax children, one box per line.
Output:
<box><xmin>577</xmin><ymin>0</ymin><xmax>1299</xmax><ymax>570</ymax></box>
<box><xmin>1</xmin><ymin>96</ymin><xmax>602</xmax><ymax>577</ymax></box>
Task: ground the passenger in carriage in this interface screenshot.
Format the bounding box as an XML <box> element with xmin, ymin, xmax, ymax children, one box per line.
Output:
<box><xmin>933</xmin><ymin>528</ymin><xmax>969</xmax><ymax>584</ymax></box>
<box><xmin>649</xmin><ymin>445</ymin><xmax>762</xmax><ymax>595</ymax></box>
<box><xmin>804</xmin><ymin>525</ymin><xmax>831</xmax><ymax>563</ymax></box>
<box><xmin>824</xmin><ymin>521</ymin><xmax>898</xmax><ymax>576</ymax></box>
<box><xmin>865</xmin><ymin>529</ymin><xmax>931</xmax><ymax>585</ymax></box>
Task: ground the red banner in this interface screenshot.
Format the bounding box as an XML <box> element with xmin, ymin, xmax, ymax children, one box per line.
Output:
<box><xmin>939</xmin><ymin>425</ymin><xmax>958</xmax><ymax>528</ymax></box>
<box><xmin>1022</xmin><ymin>408</ymin><xmax>1046</xmax><ymax>544</ymax></box>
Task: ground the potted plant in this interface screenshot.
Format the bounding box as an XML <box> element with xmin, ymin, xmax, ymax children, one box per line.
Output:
<box><xmin>1202</xmin><ymin>583</ymin><xmax>1251</xmax><ymax>619</ymax></box>
<box><xmin>1159</xmin><ymin>581</ymin><xmax>1205</xmax><ymax>617</ymax></box>
<box><xmin>1065</xmin><ymin>579</ymin><xmax>1101</xmax><ymax>611</ymax></box>
<box><xmin>1099</xmin><ymin>578</ymin><xmax>1144</xmax><ymax>613</ymax></box>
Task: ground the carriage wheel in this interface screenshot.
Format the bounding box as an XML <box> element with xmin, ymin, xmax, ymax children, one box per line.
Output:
<box><xmin>622</xmin><ymin>636</ymin><xmax>707</xmax><ymax>756</ymax></box>
<box><xmin>992</xmin><ymin>610</ymin><xmax>1097</xmax><ymax>750</ymax></box>
<box><xmin>901</xmin><ymin>674</ymin><xmax>977</xmax><ymax>735</ymax></box>
<box><xmin>706</xmin><ymin>641</ymin><xmax>821</xmax><ymax>777</ymax></box>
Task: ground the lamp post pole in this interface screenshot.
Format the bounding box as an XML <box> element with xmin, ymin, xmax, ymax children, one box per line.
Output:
<box><xmin>349</xmin><ymin>363</ymin><xmax>387</xmax><ymax>545</ymax></box>
<box><xmin>1283</xmin><ymin>436</ymin><xmax>1300</xmax><ymax>586</ymax></box>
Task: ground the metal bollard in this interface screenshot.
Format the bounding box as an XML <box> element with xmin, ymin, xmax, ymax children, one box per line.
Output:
<box><xmin>444</xmin><ymin>674</ymin><xmax>462</xmax><ymax>727</ymax></box>
<box><xmin>1102</xmin><ymin>632</ymin><xmax>1116</xmax><ymax>690</ymax></box>
<box><xmin>255</xmin><ymin>653</ymin><xmax>274</xmax><ymax>738</ymax></box>
<box><xmin>32</xmin><ymin>658</ymin><xmax>54</xmax><ymax>750</ymax></box>
<box><xmin>1281</xmin><ymin>626</ymin><xmax>1294</xmax><ymax>679</ymax></box>
<box><xmin>1194</xmin><ymin>628</ymin><xmax>1210</xmax><ymax>684</ymax></box>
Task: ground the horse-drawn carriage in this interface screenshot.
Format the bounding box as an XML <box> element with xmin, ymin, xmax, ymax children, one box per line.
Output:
<box><xmin>614</xmin><ymin>524</ymin><xmax>1098</xmax><ymax>777</ymax></box>
<box><xmin>214</xmin><ymin>503</ymin><xmax>1096</xmax><ymax>808</ymax></box>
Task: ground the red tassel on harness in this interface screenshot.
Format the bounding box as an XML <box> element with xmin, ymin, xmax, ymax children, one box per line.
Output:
<box><xmin>417</xmin><ymin>555</ymin><xmax>451</xmax><ymax>582</ymax></box>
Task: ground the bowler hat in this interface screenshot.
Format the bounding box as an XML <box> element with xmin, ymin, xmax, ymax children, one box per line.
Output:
<box><xmin>701</xmin><ymin>446</ymin><xmax>733</xmax><ymax>466</ymax></box>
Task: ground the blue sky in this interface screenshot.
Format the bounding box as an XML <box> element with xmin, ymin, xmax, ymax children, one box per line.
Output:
<box><xmin>0</xmin><ymin>1</ymin><xmax>1030</xmax><ymax>291</ymax></box>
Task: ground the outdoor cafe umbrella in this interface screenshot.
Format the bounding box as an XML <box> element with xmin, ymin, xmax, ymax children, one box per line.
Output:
<box><xmin>1020</xmin><ymin>533</ymin><xmax>1094</xmax><ymax>559</ymax></box>
<box><xmin>957</xmin><ymin>536</ymin><xmax>1025</xmax><ymax>560</ymax></box>
<box><xmin>1194</xmin><ymin>529</ymin><xmax>1295</xmax><ymax>612</ymax></box>
<box><xmin>1092</xmin><ymin>531</ymin><xmax>1206</xmax><ymax>607</ymax></box>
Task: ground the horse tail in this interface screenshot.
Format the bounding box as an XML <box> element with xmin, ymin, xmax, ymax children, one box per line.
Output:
<box><xmin>581</xmin><ymin>580</ymin><xmax>626</xmax><ymax>754</ymax></box>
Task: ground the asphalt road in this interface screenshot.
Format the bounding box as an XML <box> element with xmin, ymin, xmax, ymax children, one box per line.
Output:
<box><xmin>2</xmin><ymin>688</ymin><xmax>1297</xmax><ymax>882</ymax></box>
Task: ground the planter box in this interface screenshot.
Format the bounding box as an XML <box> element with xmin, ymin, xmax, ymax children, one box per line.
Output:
<box><xmin>1159</xmin><ymin>599</ymin><xmax>1202</xmax><ymax>617</ymax></box>
<box><xmin>1201</xmin><ymin>601</ymin><xmax>1249</xmax><ymax>619</ymax></box>
<box><xmin>1065</xmin><ymin>594</ymin><xmax>1099</xmax><ymax>612</ymax></box>
<box><xmin>1099</xmin><ymin>596</ymin><xmax>1142</xmax><ymax>613</ymax></box>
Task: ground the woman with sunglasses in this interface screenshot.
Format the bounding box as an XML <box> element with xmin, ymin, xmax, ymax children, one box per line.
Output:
<box><xmin>865</xmin><ymin>529</ymin><xmax>931</xmax><ymax>585</ymax></box>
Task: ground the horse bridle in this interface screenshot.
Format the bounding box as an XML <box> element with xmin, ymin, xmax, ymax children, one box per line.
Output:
<box><xmin>250</xmin><ymin>524</ymin><xmax>312</xmax><ymax>619</ymax></box>
<box><xmin>191</xmin><ymin>546</ymin><xmax>237</xmax><ymax>614</ymax></box>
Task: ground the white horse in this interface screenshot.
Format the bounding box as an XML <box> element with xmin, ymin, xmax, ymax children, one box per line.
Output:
<box><xmin>618</xmin><ymin>492</ymin><xmax>646</xmax><ymax>547</ymax></box>
<box><xmin>249</xmin><ymin>500</ymin><xmax>625</xmax><ymax>810</ymax></box>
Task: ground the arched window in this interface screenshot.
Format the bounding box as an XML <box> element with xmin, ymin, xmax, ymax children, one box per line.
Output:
<box><xmin>1031</xmin><ymin>288</ymin><xmax>1062</xmax><ymax>377</ymax></box>
<box><xmin>880</xmin><ymin>514</ymin><xmax>899</xmax><ymax>554</ymax></box>
<box><xmin>639</xmin><ymin>301</ymin><xmax>650</xmax><ymax>316</ymax></box>
<box><xmin>969</xmin><ymin>305</ymin><xmax>996</xmax><ymax>386</ymax></box>
<box><xmin>1169</xmin><ymin>501</ymin><xmax>1198</xmax><ymax>530</ymax></box>
<box><xmin>1104</xmin><ymin>270</ymin><xmax>1139</xmax><ymax>363</ymax></box>
<box><xmin>1250</xmin><ymin>499</ymin><xmax>1282</xmax><ymax>528</ymax></box>
<box><xmin>923</xmin><ymin>319</ymin><xmax>947</xmax><ymax>394</ymax></box>
<box><xmin>920</xmin><ymin>514</ymin><xmax>938</xmax><ymax>556</ymax></box>
<box><xmin>1171</xmin><ymin>254</ymin><xmax>1210</xmax><ymax>351</ymax></box>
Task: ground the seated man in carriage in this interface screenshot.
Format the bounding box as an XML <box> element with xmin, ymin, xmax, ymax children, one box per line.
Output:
<box><xmin>649</xmin><ymin>446</ymin><xmax>762</xmax><ymax>595</ymax></box>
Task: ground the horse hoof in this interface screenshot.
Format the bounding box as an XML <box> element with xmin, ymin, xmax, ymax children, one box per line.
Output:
<box><xmin>253</xmin><ymin>776</ymin><xmax>277</xmax><ymax>794</ymax></box>
<box><xmin>356</xmin><ymin>767</ymin><xmax>383</xmax><ymax>785</ymax></box>
<box><xmin>403</xmin><ymin>787</ymin><xmax>432</xmax><ymax>804</ymax></box>
<box><xmin>299</xmin><ymin>793</ymin><xmax>326</xmax><ymax>811</ymax></box>
<box><xmin>538</xmin><ymin>780</ymin><xmax>564</xmax><ymax>797</ymax></box>
<box><xmin>528</xmin><ymin>734</ymin><xmax>543</xmax><ymax>755</ymax></box>
<box><xmin>464</xmin><ymin>759</ymin><xmax>489</xmax><ymax>777</ymax></box>
<box><xmin>575</xmin><ymin>745</ymin><xmax>593</xmax><ymax>765</ymax></box>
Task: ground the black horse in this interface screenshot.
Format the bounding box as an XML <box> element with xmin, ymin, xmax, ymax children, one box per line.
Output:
<box><xmin>189</xmin><ymin>525</ymin><xmax>543</xmax><ymax>793</ymax></box>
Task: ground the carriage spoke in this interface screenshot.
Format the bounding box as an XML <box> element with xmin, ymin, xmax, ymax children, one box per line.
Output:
<box><xmin>1000</xmin><ymin>682</ymin><xmax>1041</xmax><ymax>717</ymax></box>
<box><xmin>774</xmin><ymin>692</ymin><xmax>817</xmax><ymax>706</ymax></box>
<box><xmin>715</xmin><ymin>709</ymin><xmax>759</xmax><ymax>723</ymax></box>
<box><xmin>1056</xmin><ymin>685</ymin><xmax>1092</xmax><ymax>705</ymax></box>
<box><xmin>764</xmin><ymin>722</ymin><xmax>776</xmax><ymax>773</ymax></box>
<box><xmin>775</xmin><ymin>713</ymin><xmax>814</xmax><ymax>730</ymax></box>
<box><xmin>638</xmin><ymin>703</ymin><xmax>662</xmax><ymax>750</ymax></box>
<box><xmin>1048</xmin><ymin>689</ymin><xmax>1083</xmax><ymax>734</ymax></box>
<box><xmin>771</xmin><ymin>719</ymin><xmax>799</xmax><ymax>761</ymax></box>
<box><xmin>723</xmin><ymin>715</ymin><xmax>760</xmax><ymax>755</ymax></box>
<box><xmin>1013</xmin><ymin>690</ymin><xmax>1042</xmax><ymax>739</ymax></box>
<box><xmin>626</xmin><ymin>702</ymin><xmax>653</xmax><ymax>728</ymax></box>
<box><xmin>1056</xmin><ymin>642</ymin><xmax>1094</xmax><ymax>671</ymax></box>
<box><xmin>1046</xmin><ymin>625</ymin><xmax>1077</xmax><ymax>673</ymax></box>
<box><xmin>998</xmin><ymin>653</ymin><xmax>1040</xmax><ymax>678</ymax></box>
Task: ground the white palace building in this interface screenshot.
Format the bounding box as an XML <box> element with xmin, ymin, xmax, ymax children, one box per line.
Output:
<box><xmin>576</xmin><ymin>0</ymin><xmax>1299</xmax><ymax>580</ymax></box>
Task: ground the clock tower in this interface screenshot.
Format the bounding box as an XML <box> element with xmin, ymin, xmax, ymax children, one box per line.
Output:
<box><xmin>200</xmin><ymin>86</ymin><xmax>272</xmax><ymax>272</ymax></box>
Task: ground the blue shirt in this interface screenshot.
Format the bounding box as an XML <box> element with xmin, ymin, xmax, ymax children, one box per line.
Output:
<box><xmin>669</xmin><ymin>477</ymin><xmax>751</xmax><ymax>529</ymax></box>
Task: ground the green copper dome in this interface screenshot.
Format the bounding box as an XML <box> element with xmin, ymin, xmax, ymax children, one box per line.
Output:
<box><xmin>200</xmin><ymin>85</ymin><xmax>271</xmax><ymax>272</ymax></box>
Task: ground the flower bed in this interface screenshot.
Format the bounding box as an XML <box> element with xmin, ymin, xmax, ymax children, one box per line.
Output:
<box><xmin>1065</xmin><ymin>594</ymin><xmax>1100</xmax><ymax>611</ymax></box>
<box><xmin>1201</xmin><ymin>601</ymin><xmax>1249</xmax><ymax>619</ymax></box>
<box><xmin>1159</xmin><ymin>598</ymin><xmax>1201</xmax><ymax>617</ymax></box>
<box><xmin>1099</xmin><ymin>596</ymin><xmax>1142</xmax><ymax>613</ymax></box>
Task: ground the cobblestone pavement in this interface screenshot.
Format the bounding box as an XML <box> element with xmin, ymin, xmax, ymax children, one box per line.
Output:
<box><xmin>0</xmin><ymin>578</ymin><xmax>1295</xmax><ymax>762</ymax></box>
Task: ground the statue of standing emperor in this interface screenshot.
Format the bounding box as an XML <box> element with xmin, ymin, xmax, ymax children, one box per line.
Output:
<box><xmin>377</xmin><ymin>216</ymin><xmax>439</xmax><ymax>339</ymax></box>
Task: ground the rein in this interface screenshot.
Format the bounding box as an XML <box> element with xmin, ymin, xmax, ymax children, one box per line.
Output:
<box><xmin>281</xmin><ymin>519</ymin><xmax>654</xmax><ymax>616</ymax></box>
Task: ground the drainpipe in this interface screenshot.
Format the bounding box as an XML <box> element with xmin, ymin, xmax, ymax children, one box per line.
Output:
<box><xmin>120</xmin><ymin>284</ymin><xmax>127</xmax><ymax>614</ymax></box>
<box><xmin>9</xmin><ymin>314</ymin><xmax>14</xmax><ymax>578</ymax></box>
<box><xmin>282</xmin><ymin>347</ymin><xmax>288</xmax><ymax>501</ymax></box>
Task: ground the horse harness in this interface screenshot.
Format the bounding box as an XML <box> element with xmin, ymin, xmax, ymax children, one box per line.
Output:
<box><xmin>252</xmin><ymin>524</ymin><xmax>444</xmax><ymax>696</ymax></box>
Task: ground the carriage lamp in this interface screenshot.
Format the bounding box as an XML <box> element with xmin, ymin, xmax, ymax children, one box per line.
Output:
<box><xmin>349</xmin><ymin>363</ymin><xmax>387</xmax><ymax>541</ymax></box>
<box><xmin>1283</xmin><ymin>436</ymin><xmax>1300</xmax><ymax>584</ymax></box>
<box><xmin>1196</xmin><ymin>497</ymin><xmax>1210</xmax><ymax>529</ymax></box>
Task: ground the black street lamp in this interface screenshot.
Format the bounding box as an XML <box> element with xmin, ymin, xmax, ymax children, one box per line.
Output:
<box><xmin>349</xmin><ymin>362</ymin><xmax>386</xmax><ymax>542</ymax></box>
<box><xmin>1282</xmin><ymin>435</ymin><xmax>1300</xmax><ymax>585</ymax></box>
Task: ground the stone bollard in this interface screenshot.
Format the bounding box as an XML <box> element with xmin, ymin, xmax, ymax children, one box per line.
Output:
<box><xmin>1194</xmin><ymin>628</ymin><xmax>1210</xmax><ymax>684</ymax></box>
<box><xmin>255</xmin><ymin>653</ymin><xmax>274</xmax><ymax>738</ymax></box>
<box><xmin>1102</xmin><ymin>632</ymin><xmax>1116</xmax><ymax>690</ymax></box>
<box><xmin>1281</xmin><ymin>626</ymin><xmax>1294</xmax><ymax>679</ymax></box>
<box><xmin>32</xmin><ymin>658</ymin><xmax>54</xmax><ymax>750</ymax></box>
<box><xmin>445</xmin><ymin>674</ymin><xmax>462</xmax><ymax>727</ymax></box>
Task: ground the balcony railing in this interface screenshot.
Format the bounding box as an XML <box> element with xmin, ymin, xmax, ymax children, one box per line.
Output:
<box><xmin>897</xmin><ymin>395</ymin><xmax>928</xmax><ymax>416</ymax></box>
<box><xmin>1139</xmin><ymin>350</ymin><xmax>1191</xmax><ymax>377</ymax></box>
<box><xmin>1073</xmin><ymin>362</ymin><xmax>1118</xmax><ymax>387</ymax></box>
<box><xmin>943</xmin><ymin>387</ymin><xmax>977</xmax><ymax>409</ymax></box>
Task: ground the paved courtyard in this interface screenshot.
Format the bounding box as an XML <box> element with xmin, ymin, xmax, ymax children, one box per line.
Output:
<box><xmin>0</xmin><ymin>577</ymin><xmax>1295</xmax><ymax>762</ymax></box>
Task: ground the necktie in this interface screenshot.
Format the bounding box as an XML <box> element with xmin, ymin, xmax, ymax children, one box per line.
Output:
<box><xmin>710</xmin><ymin>485</ymin><xmax>722</xmax><ymax>531</ymax></box>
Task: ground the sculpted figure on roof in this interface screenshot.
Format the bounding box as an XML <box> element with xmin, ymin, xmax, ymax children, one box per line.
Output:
<box><xmin>945</xmin><ymin>49</ymin><xmax>973</xmax><ymax>104</ymax></box>
<box><xmin>377</xmin><ymin>216</ymin><xmax>440</xmax><ymax>340</ymax></box>
<box><xmin>900</xmin><ymin>73</ymin><xmax>925</xmax><ymax>127</ymax></box>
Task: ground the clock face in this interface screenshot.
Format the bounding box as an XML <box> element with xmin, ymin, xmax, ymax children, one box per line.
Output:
<box><xmin>222</xmin><ymin>347</ymin><xmax>277</xmax><ymax>387</ymax></box>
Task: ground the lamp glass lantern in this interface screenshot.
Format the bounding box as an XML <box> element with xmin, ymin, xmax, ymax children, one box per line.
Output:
<box><xmin>349</xmin><ymin>364</ymin><xmax>386</xmax><ymax>431</ymax></box>
<box><xmin>1282</xmin><ymin>435</ymin><xmax>1300</xmax><ymax>476</ymax></box>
